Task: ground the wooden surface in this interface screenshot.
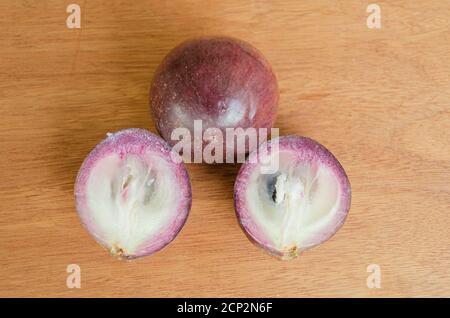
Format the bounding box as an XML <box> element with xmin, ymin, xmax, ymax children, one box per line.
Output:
<box><xmin>1</xmin><ymin>0</ymin><xmax>449</xmax><ymax>297</ymax></box>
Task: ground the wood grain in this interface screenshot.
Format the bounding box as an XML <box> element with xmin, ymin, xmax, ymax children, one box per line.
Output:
<box><xmin>0</xmin><ymin>0</ymin><xmax>449</xmax><ymax>297</ymax></box>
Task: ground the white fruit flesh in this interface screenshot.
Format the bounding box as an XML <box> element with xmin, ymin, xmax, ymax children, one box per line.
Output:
<box><xmin>245</xmin><ymin>151</ymin><xmax>340</xmax><ymax>252</ymax></box>
<box><xmin>85</xmin><ymin>152</ymin><xmax>178</xmax><ymax>256</ymax></box>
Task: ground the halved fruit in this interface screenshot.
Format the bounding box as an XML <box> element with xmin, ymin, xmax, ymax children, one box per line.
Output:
<box><xmin>234</xmin><ymin>136</ymin><xmax>351</xmax><ymax>260</ymax></box>
<box><xmin>74</xmin><ymin>128</ymin><xmax>192</xmax><ymax>259</ymax></box>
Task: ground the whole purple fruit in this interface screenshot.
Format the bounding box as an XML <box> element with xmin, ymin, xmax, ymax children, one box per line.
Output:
<box><xmin>150</xmin><ymin>37</ymin><xmax>279</xmax><ymax>161</ymax></box>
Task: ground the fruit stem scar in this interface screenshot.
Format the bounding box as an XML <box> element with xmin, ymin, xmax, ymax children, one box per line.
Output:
<box><xmin>111</xmin><ymin>244</ymin><xmax>126</xmax><ymax>259</ymax></box>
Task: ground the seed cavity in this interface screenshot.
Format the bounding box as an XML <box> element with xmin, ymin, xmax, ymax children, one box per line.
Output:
<box><xmin>268</xmin><ymin>173</ymin><xmax>287</xmax><ymax>204</ymax></box>
<box><xmin>122</xmin><ymin>173</ymin><xmax>133</xmax><ymax>191</ymax></box>
<box><xmin>143</xmin><ymin>178</ymin><xmax>156</xmax><ymax>205</ymax></box>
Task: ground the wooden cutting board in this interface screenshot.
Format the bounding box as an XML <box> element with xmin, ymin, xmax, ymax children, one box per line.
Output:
<box><xmin>1</xmin><ymin>0</ymin><xmax>449</xmax><ymax>297</ymax></box>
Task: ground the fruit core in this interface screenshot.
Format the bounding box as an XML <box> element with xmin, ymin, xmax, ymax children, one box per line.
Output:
<box><xmin>245</xmin><ymin>151</ymin><xmax>340</xmax><ymax>253</ymax></box>
<box><xmin>85</xmin><ymin>152</ymin><xmax>178</xmax><ymax>257</ymax></box>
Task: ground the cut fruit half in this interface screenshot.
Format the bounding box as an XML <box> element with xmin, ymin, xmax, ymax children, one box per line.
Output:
<box><xmin>74</xmin><ymin>128</ymin><xmax>192</xmax><ymax>259</ymax></box>
<box><xmin>234</xmin><ymin>136</ymin><xmax>351</xmax><ymax>260</ymax></box>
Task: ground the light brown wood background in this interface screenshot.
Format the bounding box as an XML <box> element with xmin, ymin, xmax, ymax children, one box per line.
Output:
<box><xmin>1</xmin><ymin>0</ymin><xmax>449</xmax><ymax>297</ymax></box>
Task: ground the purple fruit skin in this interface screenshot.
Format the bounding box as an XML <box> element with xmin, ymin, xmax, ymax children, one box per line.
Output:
<box><xmin>150</xmin><ymin>36</ymin><xmax>279</xmax><ymax>157</ymax></box>
<box><xmin>234</xmin><ymin>136</ymin><xmax>352</xmax><ymax>260</ymax></box>
<box><xmin>74</xmin><ymin>128</ymin><xmax>192</xmax><ymax>259</ymax></box>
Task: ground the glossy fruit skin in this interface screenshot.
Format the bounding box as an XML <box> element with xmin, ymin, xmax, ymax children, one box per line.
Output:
<box><xmin>234</xmin><ymin>136</ymin><xmax>352</xmax><ymax>260</ymax></box>
<box><xmin>74</xmin><ymin>128</ymin><xmax>192</xmax><ymax>259</ymax></box>
<box><xmin>150</xmin><ymin>36</ymin><xmax>279</xmax><ymax>159</ymax></box>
